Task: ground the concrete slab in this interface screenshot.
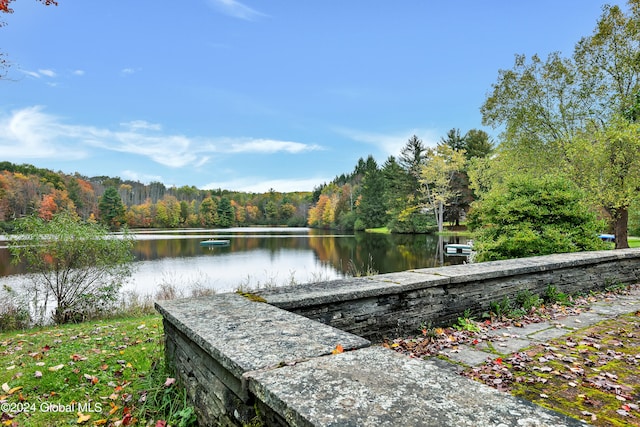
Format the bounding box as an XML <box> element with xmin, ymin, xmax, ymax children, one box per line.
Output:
<box><xmin>442</xmin><ymin>345</ymin><xmax>492</xmax><ymax>366</ymax></box>
<box><xmin>155</xmin><ymin>293</ymin><xmax>370</xmax><ymax>379</ymax></box>
<box><xmin>528</xmin><ymin>326</ymin><xmax>572</xmax><ymax>342</ymax></box>
<box><xmin>590</xmin><ymin>301</ymin><xmax>640</xmax><ymax>316</ymax></box>
<box><xmin>490</xmin><ymin>337</ymin><xmax>533</xmax><ymax>354</ymax></box>
<box><xmin>247</xmin><ymin>346</ymin><xmax>584</xmax><ymax>427</ymax></box>
<box><xmin>563</xmin><ymin>311</ymin><xmax>605</xmax><ymax>328</ymax></box>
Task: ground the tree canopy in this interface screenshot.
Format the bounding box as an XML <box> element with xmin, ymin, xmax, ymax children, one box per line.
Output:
<box><xmin>479</xmin><ymin>0</ymin><xmax>640</xmax><ymax>248</ymax></box>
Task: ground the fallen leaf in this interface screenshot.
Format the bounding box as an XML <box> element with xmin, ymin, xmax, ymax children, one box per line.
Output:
<box><xmin>332</xmin><ymin>344</ymin><xmax>344</xmax><ymax>354</ymax></box>
<box><xmin>163</xmin><ymin>377</ymin><xmax>176</xmax><ymax>387</ymax></box>
<box><xmin>1</xmin><ymin>382</ymin><xmax>9</xmax><ymax>392</ymax></box>
<box><xmin>34</xmin><ymin>371</ymin><xmax>42</xmax><ymax>379</ymax></box>
<box><xmin>8</xmin><ymin>386</ymin><xmax>22</xmax><ymax>395</ymax></box>
<box><xmin>84</xmin><ymin>374</ymin><xmax>98</xmax><ymax>384</ymax></box>
<box><xmin>48</xmin><ymin>364</ymin><xmax>64</xmax><ymax>372</ymax></box>
<box><xmin>77</xmin><ymin>412</ymin><xmax>91</xmax><ymax>424</ymax></box>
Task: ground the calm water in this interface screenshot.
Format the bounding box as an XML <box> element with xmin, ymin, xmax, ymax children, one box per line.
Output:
<box><xmin>0</xmin><ymin>227</ymin><xmax>471</xmax><ymax>296</ymax></box>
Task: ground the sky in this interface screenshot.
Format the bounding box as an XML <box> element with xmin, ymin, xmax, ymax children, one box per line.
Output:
<box><xmin>0</xmin><ymin>0</ymin><xmax>627</xmax><ymax>193</ymax></box>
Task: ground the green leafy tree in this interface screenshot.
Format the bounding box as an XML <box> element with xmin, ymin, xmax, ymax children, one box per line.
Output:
<box><xmin>468</xmin><ymin>175</ymin><xmax>606</xmax><ymax>262</ymax></box>
<box><xmin>420</xmin><ymin>144</ymin><xmax>466</xmax><ymax>233</ymax></box>
<box><xmin>480</xmin><ymin>1</ymin><xmax>640</xmax><ymax>247</ymax></box>
<box><xmin>216</xmin><ymin>196</ymin><xmax>235</xmax><ymax>227</ymax></box>
<box><xmin>98</xmin><ymin>187</ymin><xmax>125</xmax><ymax>230</ymax></box>
<box><xmin>155</xmin><ymin>195</ymin><xmax>181</xmax><ymax>228</ymax></box>
<box><xmin>264</xmin><ymin>200</ymin><xmax>279</xmax><ymax>224</ymax></box>
<box><xmin>357</xmin><ymin>157</ymin><xmax>388</xmax><ymax>229</ymax></box>
<box><xmin>567</xmin><ymin>116</ymin><xmax>640</xmax><ymax>248</ymax></box>
<box><xmin>9</xmin><ymin>212</ymin><xmax>135</xmax><ymax>324</ymax></box>
<box><xmin>199</xmin><ymin>196</ymin><xmax>218</xmax><ymax>227</ymax></box>
<box><xmin>441</xmin><ymin>128</ymin><xmax>465</xmax><ymax>151</ymax></box>
<box><xmin>399</xmin><ymin>135</ymin><xmax>426</xmax><ymax>191</ymax></box>
<box><xmin>463</xmin><ymin>129</ymin><xmax>494</xmax><ymax>160</ymax></box>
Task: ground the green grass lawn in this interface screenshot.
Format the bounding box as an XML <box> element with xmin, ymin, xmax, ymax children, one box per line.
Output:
<box><xmin>365</xmin><ymin>227</ymin><xmax>390</xmax><ymax>234</ymax></box>
<box><xmin>629</xmin><ymin>236</ymin><xmax>640</xmax><ymax>248</ymax></box>
<box><xmin>0</xmin><ymin>315</ymin><xmax>196</xmax><ymax>427</ymax></box>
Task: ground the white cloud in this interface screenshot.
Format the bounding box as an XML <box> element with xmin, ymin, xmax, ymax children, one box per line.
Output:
<box><xmin>121</xmin><ymin>68</ymin><xmax>138</xmax><ymax>75</ymax></box>
<box><xmin>121</xmin><ymin>120</ymin><xmax>163</xmax><ymax>132</ymax></box>
<box><xmin>38</xmin><ymin>69</ymin><xmax>56</xmax><ymax>78</ymax></box>
<box><xmin>0</xmin><ymin>106</ymin><xmax>324</xmax><ymax>169</ymax></box>
<box><xmin>121</xmin><ymin>170</ymin><xmax>164</xmax><ymax>184</ymax></box>
<box><xmin>203</xmin><ymin>177</ymin><xmax>327</xmax><ymax>193</ymax></box>
<box><xmin>206</xmin><ymin>0</ymin><xmax>267</xmax><ymax>20</ymax></box>
<box><xmin>23</xmin><ymin>69</ymin><xmax>58</xmax><ymax>79</ymax></box>
<box><xmin>73</xmin><ymin>70</ymin><xmax>85</xmax><ymax>76</ymax></box>
<box><xmin>226</xmin><ymin>138</ymin><xmax>323</xmax><ymax>154</ymax></box>
<box><xmin>22</xmin><ymin>70</ymin><xmax>42</xmax><ymax>79</ymax></box>
<box><xmin>0</xmin><ymin>106</ymin><xmax>88</xmax><ymax>160</ymax></box>
<box><xmin>335</xmin><ymin>127</ymin><xmax>441</xmax><ymax>157</ymax></box>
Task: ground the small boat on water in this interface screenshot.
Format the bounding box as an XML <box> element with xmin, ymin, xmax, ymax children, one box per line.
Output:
<box><xmin>445</xmin><ymin>243</ymin><xmax>472</xmax><ymax>255</ymax></box>
<box><xmin>200</xmin><ymin>239</ymin><xmax>230</xmax><ymax>247</ymax></box>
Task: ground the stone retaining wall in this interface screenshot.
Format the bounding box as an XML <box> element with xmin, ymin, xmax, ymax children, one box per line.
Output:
<box><xmin>156</xmin><ymin>249</ymin><xmax>640</xmax><ymax>426</ymax></box>
<box><xmin>259</xmin><ymin>249</ymin><xmax>640</xmax><ymax>341</ymax></box>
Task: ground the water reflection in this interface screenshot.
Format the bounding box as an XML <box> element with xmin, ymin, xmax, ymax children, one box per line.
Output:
<box><xmin>0</xmin><ymin>228</ymin><xmax>471</xmax><ymax>295</ymax></box>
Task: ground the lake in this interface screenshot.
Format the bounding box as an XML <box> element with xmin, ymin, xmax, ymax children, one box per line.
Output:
<box><xmin>0</xmin><ymin>227</ymin><xmax>472</xmax><ymax>297</ymax></box>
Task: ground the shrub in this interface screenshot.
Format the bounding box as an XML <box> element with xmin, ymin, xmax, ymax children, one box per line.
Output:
<box><xmin>387</xmin><ymin>208</ymin><xmax>437</xmax><ymax>234</ymax></box>
<box><xmin>468</xmin><ymin>175</ymin><xmax>607</xmax><ymax>262</ymax></box>
<box><xmin>9</xmin><ymin>212</ymin><xmax>135</xmax><ymax>324</ymax></box>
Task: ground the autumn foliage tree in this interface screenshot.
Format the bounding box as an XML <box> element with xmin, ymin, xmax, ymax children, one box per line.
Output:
<box><xmin>9</xmin><ymin>212</ymin><xmax>134</xmax><ymax>324</ymax></box>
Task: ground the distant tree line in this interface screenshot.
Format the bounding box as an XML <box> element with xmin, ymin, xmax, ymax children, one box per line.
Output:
<box><xmin>308</xmin><ymin>129</ymin><xmax>493</xmax><ymax>233</ymax></box>
<box><xmin>0</xmin><ymin>162</ymin><xmax>311</xmax><ymax>231</ymax></box>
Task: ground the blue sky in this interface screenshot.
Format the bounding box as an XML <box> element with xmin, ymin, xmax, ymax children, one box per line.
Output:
<box><xmin>0</xmin><ymin>1</ymin><xmax>624</xmax><ymax>192</ymax></box>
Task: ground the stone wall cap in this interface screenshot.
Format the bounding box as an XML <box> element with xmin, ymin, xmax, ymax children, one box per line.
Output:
<box><xmin>246</xmin><ymin>346</ymin><xmax>584</xmax><ymax>427</ymax></box>
<box><xmin>155</xmin><ymin>293</ymin><xmax>370</xmax><ymax>380</ymax></box>
<box><xmin>259</xmin><ymin>273</ymin><xmax>450</xmax><ymax>308</ymax></box>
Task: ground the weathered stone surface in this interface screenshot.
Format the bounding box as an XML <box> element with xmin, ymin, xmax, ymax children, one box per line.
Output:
<box><xmin>258</xmin><ymin>249</ymin><xmax>640</xmax><ymax>341</ymax></box>
<box><xmin>156</xmin><ymin>293</ymin><xmax>370</xmax><ymax>379</ymax></box>
<box><xmin>246</xmin><ymin>347</ymin><xmax>584</xmax><ymax>427</ymax></box>
<box><xmin>158</xmin><ymin>249</ymin><xmax>640</xmax><ymax>426</ymax></box>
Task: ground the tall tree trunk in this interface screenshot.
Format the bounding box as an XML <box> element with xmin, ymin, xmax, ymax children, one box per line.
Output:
<box><xmin>437</xmin><ymin>200</ymin><xmax>444</xmax><ymax>233</ymax></box>
<box><xmin>613</xmin><ymin>207</ymin><xmax>629</xmax><ymax>249</ymax></box>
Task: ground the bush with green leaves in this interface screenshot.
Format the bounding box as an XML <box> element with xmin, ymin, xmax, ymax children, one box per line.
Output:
<box><xmin>468</xmin><ymin>175</ymin><xmax>607</xmax><ymax>262</ymax></box>
<box><xmin>9</xmin><ymin>212</ymin><xmax>135</xmax><ymax>325</ymax></box>
<box><xmin>387</xmin><ymin>207</ymin><xmax>437</xmax><ymax>234</ymax></box>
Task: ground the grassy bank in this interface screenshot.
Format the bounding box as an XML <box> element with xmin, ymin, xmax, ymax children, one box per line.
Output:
<box><xmin>0</xmin><ymin>314</ymin><xmax>196</xmax><ymax>427</ymax></box>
